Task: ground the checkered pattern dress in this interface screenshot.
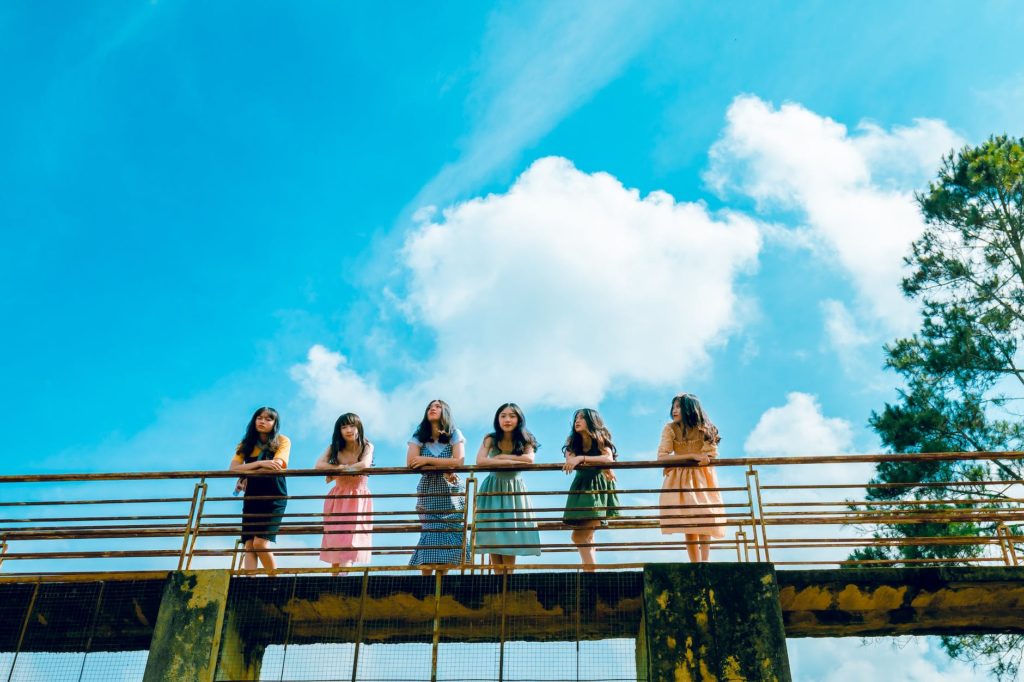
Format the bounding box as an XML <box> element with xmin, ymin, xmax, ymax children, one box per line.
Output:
<box><xmin>409</xmin><ymin>431</ymin><xmax>469</xmax><ymax>566</ymax></box>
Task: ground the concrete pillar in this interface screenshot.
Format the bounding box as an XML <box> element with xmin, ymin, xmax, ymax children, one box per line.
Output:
<box><xmin>143</xmin><ymin>570</ymin><xmax>231</xmax><ymax>682</ymax></box>
<box><xmin>639</xmin><ymin>563</ymin><xmax>791</xmax><ymax>682</ymax></box>
<box><xmin>214</xmin><ymin>610</ymin><xmax>266</xmax><ymax>681</ymax></box>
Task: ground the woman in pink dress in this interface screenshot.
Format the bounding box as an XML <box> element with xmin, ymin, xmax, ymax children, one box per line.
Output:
<box><xmin>316</xmin><ymin>413</ymin><xmax>374</xmax><ymax>568</ymax></box>
<box><xmin>657</xmin><ymin>394</ymin><xmax>725</xmax><ymax>563</ymax></box>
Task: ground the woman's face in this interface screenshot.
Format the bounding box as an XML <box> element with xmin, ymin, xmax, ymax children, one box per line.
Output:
<box><xmin>498</xmin><ymin>407</ymin><xmax>519</xmax><ymax>433</ymax></box>
<box><xmin>255</xmin><ymin>411</ymin><xmax>276</xmax><ymax>434</ymax></box>
<box><xmin>340</xmin><ymin>423</ymin><xmax>359</xmax><ymax>442</ymax></box>
<box><xmin>427</xmin><ymin>401</ymin><xmax>443</xmax><ymax>421</ymax></box>
<box><xmin>574</xmin><ymin>412</ymin><xmax>588</xmax><ymax>433</ymax></box>
<box><xmin>671</xmin><ymin>402</ymin><xmax>682</xmax><ymax>421</ymax></box>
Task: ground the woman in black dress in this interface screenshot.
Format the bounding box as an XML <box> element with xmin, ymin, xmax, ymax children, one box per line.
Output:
<box><xmin>229</xmin><ymin>406</ymin><xmax>291</xmax><ymax>573</ymax></box>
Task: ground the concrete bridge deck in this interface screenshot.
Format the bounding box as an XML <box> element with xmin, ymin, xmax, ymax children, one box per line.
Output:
<box><xmin>2</xmin><ymin>565</ymin><xmax>1023</xmax><ymax>681</ymax></box>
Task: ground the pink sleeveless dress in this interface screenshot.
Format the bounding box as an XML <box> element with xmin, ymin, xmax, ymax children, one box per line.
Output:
<box><xmin>320</xmin><ymin>472</ymin><xmax>373</xmax><ymax>564</ymax></box>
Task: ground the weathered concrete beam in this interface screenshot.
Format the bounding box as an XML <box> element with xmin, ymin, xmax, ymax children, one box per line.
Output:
<box><xmin>639</xmin><ymin>563</ymin><xmax>792</xmax><ymax>682</ymax></box>
<box><xmin>777</xmin><ymin>566</ymin><xmax>1024</xmax><ymax>637</ymax></box>
<box><xmin>2</xmin><ymin>565</ymin><xmax>1024</xmax><ymax>657</ymax></box>
<box><xmin>143</xmin><ymin>570</ymin><xmax>231</xmax><ymax>682</ymax></box>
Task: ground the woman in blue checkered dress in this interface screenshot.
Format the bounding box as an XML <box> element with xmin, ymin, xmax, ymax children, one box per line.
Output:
<box><xmin>407</xmin><ymin>399</ymin><xmax>468</xmax><ymax>574</ymax></box>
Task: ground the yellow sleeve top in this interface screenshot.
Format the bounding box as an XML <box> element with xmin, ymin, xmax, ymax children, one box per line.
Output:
<box><xmin>231</xmin><ymin>435</ymin><xmax>291</xmax><ymax>467</ymax></box>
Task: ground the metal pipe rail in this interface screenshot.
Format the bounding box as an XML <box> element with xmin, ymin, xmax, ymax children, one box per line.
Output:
<box><xmin>1</xmin><ymin>451</ymin><xmax>1022</xmax><ymax>574</ymax></box>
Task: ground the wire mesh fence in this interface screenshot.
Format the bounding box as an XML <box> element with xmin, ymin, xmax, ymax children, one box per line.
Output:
<box><xmin>212</xmin><ymin>571</ymin><xmax>643</xmax><ymax>682</ymax></box>
<box><xmin>0</xmin><ymin>576</ymin><xmax>164</xmax><ymax>682</ymax></box>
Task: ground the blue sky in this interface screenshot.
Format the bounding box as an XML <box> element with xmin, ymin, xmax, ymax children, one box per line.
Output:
<box><xmin>2</xmin><ymin>2</ymin><xmax>1023</xmax><ymax>679</ymax></box>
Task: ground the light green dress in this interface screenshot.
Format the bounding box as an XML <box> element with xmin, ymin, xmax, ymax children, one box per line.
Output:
<box><xmin>474</xmin><ymin>448</ymin><xmax>541</xmax><ymax>556</ymax></box>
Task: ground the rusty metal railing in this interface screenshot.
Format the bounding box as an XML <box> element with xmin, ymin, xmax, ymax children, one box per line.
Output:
<box><xmin>0</xmin><ymin>451</ymin><xmax>1022</xmax><ymax>575</ymax></box>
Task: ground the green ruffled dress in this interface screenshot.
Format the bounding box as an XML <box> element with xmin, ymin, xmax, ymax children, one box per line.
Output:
<box><xmin>562</xmin><ymin>446</ymin><xmax>620</xmax><ymax>526</ymax></box>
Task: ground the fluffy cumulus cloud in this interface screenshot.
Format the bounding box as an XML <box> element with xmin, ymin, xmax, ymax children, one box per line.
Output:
<box><xmin>788</xmin><ymin>637</ymin><xmax>987</xmax><ymax>682</ymax></box>
<box><xmin>745</xmin><ymin>392</ymin><xmax>853</xmax><ymax>457</ymax></box>
<box><xmin>294</xmin><ymin>156</ymin><xmax>762</xmax><ymax>440</ymax></box>
<box><xmin>706</xmin><ymin>95</ymin><xmax>963</xmax><ymax>335</ymax></box>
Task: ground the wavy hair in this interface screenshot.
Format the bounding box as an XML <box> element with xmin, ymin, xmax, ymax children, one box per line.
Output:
<box><xmin>562</xmin><ymin>408</ymin><xmax>617</xmax><ymax>458</ymax></box>
<box><xmin>236</xmin><ymin>406</ymin><xmax>281</xmax><ymax>458</ymax></box>
<box><xmin>413</xmin><ymin>399</ymin><xmax>455</xmax><ymax>444</ymax></box>
<box><xmin>489</xmin><ymin>403</ymin><xmax>538</xmax><ymax>455</ymax></box>
<box><xmin>672</xmin><ymin>393</ymin><xmax>721</xmax><ymax>446</ymax></box>
<box><xmin>328</xmin><ymin>412</ymin><xmax>369</xmax><ymax>464</ymax></box>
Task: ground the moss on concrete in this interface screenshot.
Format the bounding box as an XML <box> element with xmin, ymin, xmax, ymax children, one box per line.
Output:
<box><xmin>640</xmin><ymin>563</ymin><xmax>791</xmax><ymax>682</ymax></box>
<box><xmin>143</xmin><ymin>570</ymin><xmax>230</xmax><ymax>682</ymax></box>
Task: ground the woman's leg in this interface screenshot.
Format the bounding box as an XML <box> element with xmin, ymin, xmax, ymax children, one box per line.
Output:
<box><xmin>489</xmin><ymin>554</ymin><xmax>516</xmax><ymax>573</ymax></box>
<box><xmin>241</xmin><ymin>539</ymin><xmax>257</xmax><ymax>570</ymax></box>
<box><xmin>252</xmin><ymin>537</ymin><xmax>277</xmax><ymax>573</ymax></box>
<box><xmin>698</xmin><ymin>534</ymin><xmax>711</xmax><ymax>562</ymax></box>
<box><xmin>685</xmin><ymin>534</ymin><xmax>700</xmax><ymax>563</ymax></box>
<box><xmin>572</xmin><ymin>521</ymin><xmax>600</xmax><ymax>569</ymax></box>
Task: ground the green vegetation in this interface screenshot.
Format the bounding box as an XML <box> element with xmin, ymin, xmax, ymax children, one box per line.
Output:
<box><xmin>860</xmin><ymin>136</ymin><xmax>1024</xmax><ymax>679</ymax></box>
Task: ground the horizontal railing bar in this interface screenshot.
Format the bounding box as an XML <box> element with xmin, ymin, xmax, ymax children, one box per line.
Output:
<box><xmin>3</xmin><ymin>450</ymin><xmax>1024</xmax><ymax>483</ymax></box>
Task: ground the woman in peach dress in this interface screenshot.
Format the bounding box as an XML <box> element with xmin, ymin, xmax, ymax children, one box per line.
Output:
<box><xmin>657</xmin><ymin>394</ymin><xmax>725</xmax><ymax>562</ymax></box>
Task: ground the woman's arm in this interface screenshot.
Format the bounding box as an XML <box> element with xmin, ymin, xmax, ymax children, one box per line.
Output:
<box><xmin>406</xmin><ymin>442</ymin><xmax>423</xmax><ymax>468</ymax></box>
<box><xmin>584</xmin><ymin>447</ymin><xmax>616</xmax><ymax>465</ymax></box>
<box><xmin>345</xmin><ymin>442</ymin><xmax>374</xmax><ymax>471</ymax></box>
<box><xmin>314</xmin><ymin>446</ymin><xmax>333</xmax><ymax>470</ymax></box>
<box><xmin>474</xmin><ymin>436</ymin><xmax>494</xmax><ymax>466</ymax></box>
<box><xmin>229</xmin><ymin>453</ymin><xmax>282</xmax><ymax>473</ymax></box>
<box><xmin>656</xmin><ymin>424</ymin><xmax>675</xmax><ymax>460</ymax></box>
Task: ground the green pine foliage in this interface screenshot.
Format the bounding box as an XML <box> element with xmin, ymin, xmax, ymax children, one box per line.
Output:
<box><xmin>861</xmin><ymin>136</ymin><xmax>1024</xmax><ymax>679</ymax></box>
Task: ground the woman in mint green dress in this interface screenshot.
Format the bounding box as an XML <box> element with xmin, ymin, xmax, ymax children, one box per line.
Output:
<box><xmin>562</xmin><ymin>408</ymin><xmax>619</xmax><ymax>570</ymax></box>
<box><xmin>473</xmin><ymin>403</ymin><xmax>541</xmax><ymax>571</ymax></box>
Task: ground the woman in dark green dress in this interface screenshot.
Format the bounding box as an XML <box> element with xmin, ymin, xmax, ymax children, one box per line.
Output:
<box><xmin>561</xmin><ymin>408</ymin><xmax>619</xmax><ymax>569</ymax></box>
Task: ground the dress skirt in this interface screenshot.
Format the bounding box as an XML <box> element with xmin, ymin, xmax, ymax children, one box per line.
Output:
<box><xmin>410</xmin><ymin>472</ymin><xmax>470</xmax><ymax>566</ymax></box>
<box><xmin>320</xmin><ymin>475</ymin><xmax>373</xmax><ymax>565</ymax></box>
<box><xmin>474</xmin><ymin>472</ymin><xmax>541</xmax><ymax>556</ymax></box>
<box><xmin>563</xmin><ymin>469</ymin><xmax>619</xmax><ymax>526</ymax></box>
<box><xmin>659</xmin><ymin>466</ymin><xmax>726</xmax><ymax>537</ymax></box>
<box><xmin>241</xmin><ymin>476</ymin><xmax>287</xmax><ymax>543</ymax></box>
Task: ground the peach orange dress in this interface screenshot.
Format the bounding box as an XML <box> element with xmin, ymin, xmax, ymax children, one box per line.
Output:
<box><xmin>657</xmin><ymin>423</ymin><xmax>725</xmax><ymax>538</ymax></box>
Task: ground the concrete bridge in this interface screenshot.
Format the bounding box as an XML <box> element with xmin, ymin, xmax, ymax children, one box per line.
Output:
<box><xmin>2</xmin><ymin>564</ymin><xmax>1022</xmax><ymax>681</ymax></box>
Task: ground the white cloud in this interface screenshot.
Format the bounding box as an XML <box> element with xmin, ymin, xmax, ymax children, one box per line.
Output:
<box><xmin>745</xmin><ymin>392</ymin><xmax>853</xmax><ymax>457</ymax></box>
<box><xmin>295</xmin><ymin>156</ymin><xmax>762</xmax><ymax>440</ymax></box>
<box><xmin>788</xmin><ymin>637</ymin><xmax>987</xmax><ymax>682</ymax></box>
<box><xmin>289</xmin><ymin>345</ymin><xmax>401</xmax><ymax>442</ymax></box>
<box><xmin>706</xmin><ymin>95</ymin><xmax>963</xmax><ymax>335</ymax></box>
<box><xmin>413</xmin><ymin>1</ymin><xmax>675</xmax><ymax>209</ymax></box>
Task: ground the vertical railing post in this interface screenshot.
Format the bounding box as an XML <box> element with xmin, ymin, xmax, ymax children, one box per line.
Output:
<box><xmin>177</xmin><ymin>481</ymin><xmax>203</xmax><ymax>570</ymax></box>
<box><xmin>430</xmin><ymin>571</ymin><xmax>443</xmax><ymax>682</ymax></box>
<box><xmin>461</xmin><ymin>474</ymin><xmax>476</xmax><ymax>573</ymax></box>
<box><xmin>996</xmin><ymin>522</ymin><xmax>1012</xmax><ymax>566</ymax></box>
<box><xmin>350</xmin><ymin>568</ymin><xmax>370</xmax><ymax>682</ymax></box>
<box><xmin>0</xmin><ymin>535</ymin><xmax>8</xmax><ymax>572</ymax></box>
<box><xmin>743</xmin><ymin>467</ymin><xmax>762</xmax><ymax>562</ymax></box>
<box><xmin>498</xmin><ymin>570</ymin><xmax>508</xmax><ymax>682</ymax></box>
<box><xmin>745</xmin><ymin>466</ymin><xmax>770</xmax><ymax>563</ymax></box>
<box><xmin>185</xmin><ymin>479</ymin><xmax>209</xmax><ymax>570</ymax></box>
<box><xmin>7</xmin><ymin>581</ymin><xmax>40</xmax><ymax>682</ymax></box>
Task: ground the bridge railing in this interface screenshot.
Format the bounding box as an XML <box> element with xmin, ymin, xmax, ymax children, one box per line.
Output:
<box><xmin>0</xmin><ymin>452</ymin><xmax>1021</xmax><ymax>575</ymax></box>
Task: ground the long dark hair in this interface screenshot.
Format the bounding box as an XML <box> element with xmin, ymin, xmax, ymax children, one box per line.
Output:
<box><xmin>236</xmin><ymin>406</ymin><xmax>281</xmax><ymax>457</ymax></box>
<box><xmin>489</xmin><ymin>403</ymin><xmax>538</xmax><ymax>455</ymax></box>
<box><xmin>672</xmin><ymin>393</ymin><xmax>721</xmax><ymax>446</ymax></box>
<box><xmin>413</xmin><ymin>399</ymin><xmax>455</xmax><ymax>444</ymax></box>
<box><xmin>328</xmin><ymin>412</ymin><xmax>369</xmax><ymax>464</ymax></box>
<box><xmin>562</xmin><ymin>408</ymin><xmax>617</xmax><ymax>458</ymax></box>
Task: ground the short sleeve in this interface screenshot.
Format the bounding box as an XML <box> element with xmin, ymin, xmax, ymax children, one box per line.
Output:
<box><xmin>231</xmin><ymin>452</ymin><xmax>244</xmax><ymax>466</ymax></box>
<box><xmin>451</xmin><ymin>428</ymin><xmax>465</xmax><ymax>445</ymax></box>
<box><xmin>656</xmin><ymin>424</ymin><xmax>675</xmax><ymax>459</ymax></box>
<box><xmin>408</xmin><ymin>434</ymin><xmax>423</xmax><ymax>447</ymax></box>
<box><xmin>274</xmin><ymin>436</ymin><xmax>291</xmax><ymax>468</ymax></box>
